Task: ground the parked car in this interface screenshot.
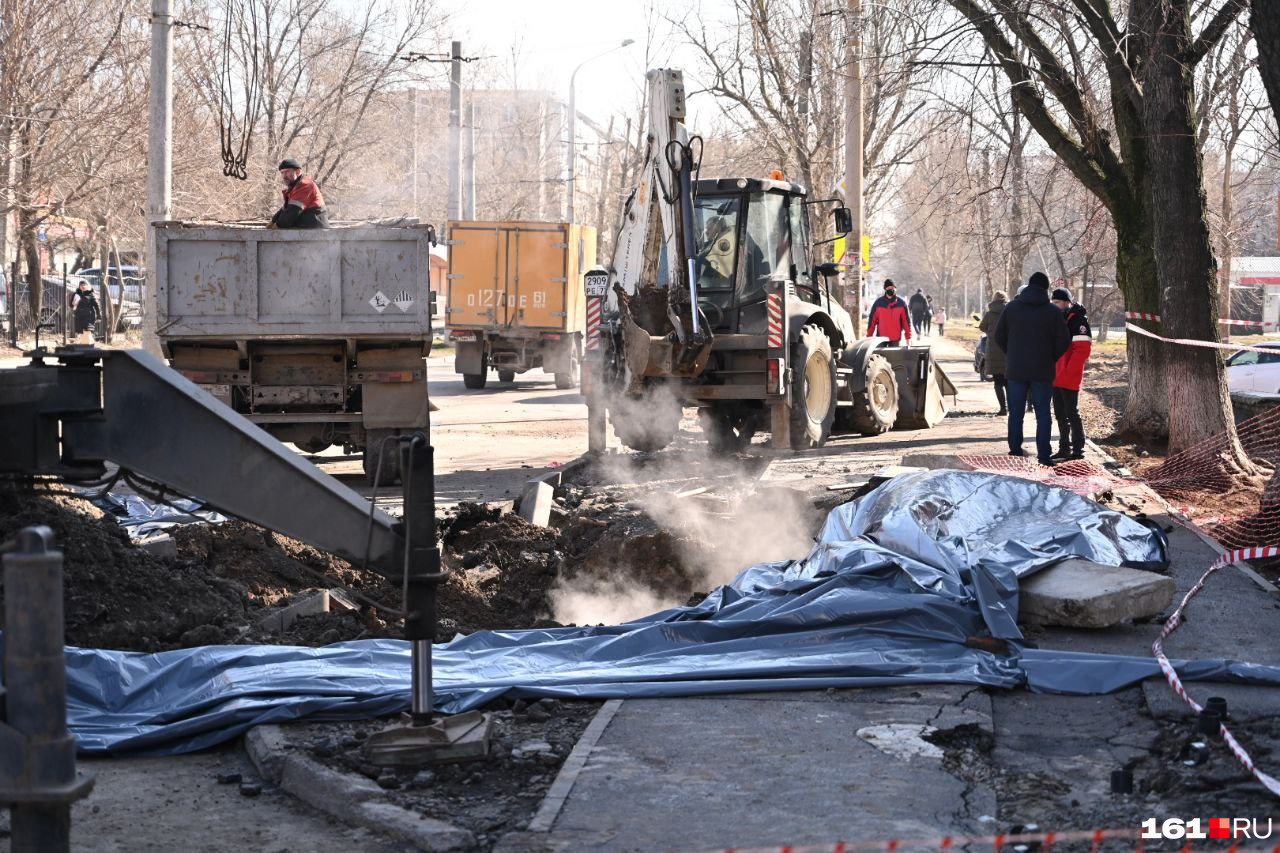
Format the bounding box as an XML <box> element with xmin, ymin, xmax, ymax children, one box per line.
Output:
<box><xmin>78</xmin><ymin>266</ymin><xmax>146</xmax><ymax>302</ymax></box>
<box><xmin>974</xmin><ymin>335</ymin><xmax>989</xmax><ymax>381</ymax></box>
<box><xmin>1226</xmin><ymin>343</ymin><xmax>1280</xmax><ymax>394</ymax></box>
<box><xmin>39</xmin><ymin>275</ymin><xmax>142</xmax><ymax>334</ymax></box>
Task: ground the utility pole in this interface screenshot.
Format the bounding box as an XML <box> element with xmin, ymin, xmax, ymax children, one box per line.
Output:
<box><xmin>842</xmin><ymin>0</ymin><xmax>864</xmax><ymax>336</ymax></box>
<box><xmin>464</xmin><ymin>101</ymin><xmax>476</xmax><ymax>220</ymax></box>
<box><xmin>143</xmin><ymin>0</ymin><xmax>173</xmax><ymax>356</ymax></box>
<box><xmin>447</xmin><ymin>40</ymin><xmax>462</xmax><ymax>225</ymax></box>
<box><xmin>409</xmin><ymin>89</ymin><xmax>418</xmax><ymax>216</ymax></box>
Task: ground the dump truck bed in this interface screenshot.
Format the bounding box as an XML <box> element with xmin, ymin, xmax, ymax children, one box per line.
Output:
<box><xmin>154</xmin><ymin>223</ymin><xmax>436</xmax><ymax>342</ymax></box>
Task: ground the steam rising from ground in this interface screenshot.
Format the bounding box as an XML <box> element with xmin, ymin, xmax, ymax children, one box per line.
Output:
<box><xmin>549</xmin><ymin>423</ymin><xmax>824</xmax><ymax>625</ymax></box>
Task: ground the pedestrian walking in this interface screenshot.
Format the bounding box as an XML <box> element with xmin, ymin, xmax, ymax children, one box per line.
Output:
<box><xmin>934</xmin><ymin>306</ymin><xmax>948</xmax><ymax>336</ymax></box>
<box><xmin>71</xmin><ymin>280</ymin><xmax>100</xmax><ymax>344</ymax></box>
<box><xmin>978</xmin><ymin>290</ymin><xmax>1008</xmax><ymax>414</ymax></box>
<box><xmin>924</xmin><ymin>296</ymin><xmax>934</xmax><ymax>335</ymax></box>
<box><xmin>908</xmin><ymin>288</ymin><xmax>928</xmax><ymax>335</ymax></box>
<box><xmin>1050</xmin><ymin>287</ymin><xmax>1092</xmax><ymax>461</ymax></box>
<box><xmin>993</xmin><ymin>272</ymin><xmax>1069</xmax><ymax>465</ymax></box>
<box><xmin>866</xmin><ymin>279</ymin><xmax>912</xmax><ymax>345</ymax></box>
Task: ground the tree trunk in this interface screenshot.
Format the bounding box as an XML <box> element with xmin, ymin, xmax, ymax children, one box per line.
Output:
<box><xmin>1137</xmin><ymin>0</ymin><xmax>1250</xmax><ymax>462</ymax></box>
<box><xmin>20</xmin><ymin>212</ymin><xmax>40</xmax><ymax>319</ymax></box>
<box><xmin>1252</xmin><ymin>0</ymin><xmax>1280</xmax><ymax>121</ymax></box>
<box><xmin>1112</xmin><ymin>212</ymin><xmax>1168</xmax><ymax>438</ymax></box>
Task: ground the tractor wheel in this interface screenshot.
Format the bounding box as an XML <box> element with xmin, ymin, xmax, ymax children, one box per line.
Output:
<box><xmin>611</xmin><ymin>389</ymin><xmax>683</xmax><ymax>452</ymax></box>
<box><xmin>788</xmin><ymin>324</ymin><xmax>837</xmax><ymax>450</ymax></box>
<box><xmin>847</xmin><ymin>352</ymin><xmax>898</xmax><ymax>436</ymax></box>
<box><xmin>363</xmin><ymin>429</ymin><xmax>402</xmax><ymax>486</ymax></box>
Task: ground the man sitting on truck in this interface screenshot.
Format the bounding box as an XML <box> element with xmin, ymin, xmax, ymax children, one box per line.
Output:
<box><xmin>270</xmin><ymin>158</ymin><xmax>329</xmax><ymax>229</ymax></box>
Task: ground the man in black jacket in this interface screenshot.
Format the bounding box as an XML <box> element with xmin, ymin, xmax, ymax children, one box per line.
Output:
<box><xmin>908</xmin><ymin>288</ymin><xmax>928</xmax><ymax>335</ymax></box>
<box><xmin>994</xmin><ymin>272</ymin><xmax>1070</xmax><ymax>465</ymax></box>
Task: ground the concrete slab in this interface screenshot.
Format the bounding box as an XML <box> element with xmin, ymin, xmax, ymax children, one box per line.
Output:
<box><xmin>137</xmin><ymin>533</ymin><xmax>177</xmax><ymax>558</ymax></box>
<box><xmin>540</xmin><ymin>689</ymin><xmax>995</xmax><ymax>850</ymax></box>
<box><xmin>1019</xmin><ymin>558</ymin><xmax>1175</xmax><ymax>628</ymax></box>
<box><xmin>868</xmin><ymin>465</ymin><xmax>929</xmax><ymax>486</ymax></box>
<box><xmin>258</xmin><ymin>589</ymin><xmax>330</xmax><ymax>633</ymax></box>
<box><xmin>518</xmin><ymin>479</ymin><xmax>554</xmax><ymax>527</ymax></box>
<box><xmin>899</xmin><ymin>453</ymin><xmax>977</xmax><ymax>471</ymax></box>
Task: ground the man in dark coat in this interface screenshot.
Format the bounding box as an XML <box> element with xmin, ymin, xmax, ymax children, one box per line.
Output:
<box><xmin>978</xmin><ymin>290</ymin><xmax>1009</xmax><ymax>414</ymax></box>
<box><xmin>71</xmin><ymin>280</ymin><xmax>100</xmax><ymax>342</ymax></box>
<box><xmin>908</xmin><ymin>288</ymin><xmax>928</xmax><ymax>335</ymax></box>
<box><xmin>993</xmin><ymin>272</ymin><xmax>1070</xmax><ymax>465</ymax></box>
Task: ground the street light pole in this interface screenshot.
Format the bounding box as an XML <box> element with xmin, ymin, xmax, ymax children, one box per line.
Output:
<box><xmin>566</xmin><ymin>39</ymin><xmax>634</xmax><ymax>224</ymax></box>
<box><xmin>143</xmin><ymin>0</ymin><xmax>173</xmax><ymax>356</ymax></box>
<box><xmin>843</xmin><ymin>0</ymin><xmax>864</xmax><ymax>336</ymax></box>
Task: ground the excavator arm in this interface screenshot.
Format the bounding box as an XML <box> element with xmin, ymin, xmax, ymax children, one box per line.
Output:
<box><xmin>603</xmin><ymin>69</ymin><xmax>712</xmax><ymax>384</ymax></box>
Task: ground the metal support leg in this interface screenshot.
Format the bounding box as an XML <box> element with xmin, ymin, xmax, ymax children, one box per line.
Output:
<box><xmin>400</xmin><ymin>435</ymin><xmax>443</xmax><ymax>726</ymax></box>
<box><xmin>0</xmin><ymin>526</ymin><xmax>94</xmax><ymax>853</ymax></box>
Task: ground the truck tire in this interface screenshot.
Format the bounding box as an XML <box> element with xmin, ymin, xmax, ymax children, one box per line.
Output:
<box><xmin>699</xmin><ymin>407</ymin><xmax>755</xmax><ymax>453</ymax></box>
<box><xmin>554</xmin><ymin>348</ymin><xmax>580</xmax><ymax>390</ymax></box>
<box><xmin>463</xmin><ymin>353</ymin><xmax>488</xmax><ymax>389</ymax></box>
<box><xmin>847</xmin><ymin>352</ymin><xmax>898</xmax><ymax>436</ymax></box>
<box><xmin>611</xmin><ymin>390</ymin><xmax>682</xmax><ymax>452</ymax></box>
<box><xmin>363</xmin><ymin>429</ymin><xmax>401</xmax><ymax>486</ymax></box>
<box><xmin>498</xmin><ymin>369</ymin><xmax>516</xmax><ymax>383</ymax></box>
<box><xmin>788</xmin><ymin>324</ymin><xmax>837</xmax><ymax>450</ymax></box>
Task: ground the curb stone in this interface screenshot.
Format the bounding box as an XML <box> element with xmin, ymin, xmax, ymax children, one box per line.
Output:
<box><xmin>244</xmin><ymin>725</ymin><xmax>476</xmax><ymax>851</ymax></box>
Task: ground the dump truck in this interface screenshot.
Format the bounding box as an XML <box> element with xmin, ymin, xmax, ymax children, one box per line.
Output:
<box><xmin>583</xmin><ymin>69</ymin><xmax>955</xmax><ymax>453</ymax></box>
<box><xmin>445</xmin><ymin>220</ymin><xmax>597</xmax><ymax>390</ymax></box>
<box><xmin>154</xmin><ymin>221</ymin><xmax>438</xmax><ymax>485</ymax></box>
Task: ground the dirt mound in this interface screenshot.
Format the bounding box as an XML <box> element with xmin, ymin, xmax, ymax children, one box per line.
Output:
<box><xmin>0</xmin><ymin>490</ymin><xmax>579</xmax><ymax>652</ymax></box>
<box><xmin>0</xmin><ymin>488</ymin><xmax>247</xmax><ymax>651</ymax></box>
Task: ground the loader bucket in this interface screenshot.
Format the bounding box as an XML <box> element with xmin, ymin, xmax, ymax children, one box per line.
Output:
<box><xmin>617</xmin><ymin>288</ymin><xmax>712</xmax><ymax>393</ymax></box>
<box><xmin>877</xmin><ymin>345</ymin><xmax>957</xmax><ymax>429</ymax></box>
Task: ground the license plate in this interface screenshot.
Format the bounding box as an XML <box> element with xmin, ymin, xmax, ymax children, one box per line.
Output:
<box><xmin>452</xmin><ymin>330</ymin><xmax>478</xmax><ymax>342</ymax></box>
<box><xmin>584</xmin><ymin>273</ymin><xmax>609</xmax><ymax>297</ymax></box>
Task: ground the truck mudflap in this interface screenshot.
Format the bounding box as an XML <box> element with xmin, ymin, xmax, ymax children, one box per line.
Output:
<box><xmin>875</xmin><ymin>345</ymin><xmax>958</xmax><ymax>429</ymax></box>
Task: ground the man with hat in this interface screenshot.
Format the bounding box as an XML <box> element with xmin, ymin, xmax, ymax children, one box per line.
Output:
<box><xmin>993</xmin><ymin>271</ymin><xmax>1070</xmax><ymax>465</ymax></box>
<box><xmin>866</xmin><ymin>279</ymin><xmax>912</xmax><ymax>345</ymax></box>
<box><xmin>270</xmin><ymin>158</ymin><xmax>328</xmax><ymax>229</ymax></box>
<box><xmin>1049</xmin><ymin>285</ymin><xmax>1092</xmax><ymax>461</ymax></box>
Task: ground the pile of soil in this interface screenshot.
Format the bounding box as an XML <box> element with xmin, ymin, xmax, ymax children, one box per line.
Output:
<box><xmin>0</xmin><ymin>489</ymin><xmax>605</xmax><ymax>652</ymax></box>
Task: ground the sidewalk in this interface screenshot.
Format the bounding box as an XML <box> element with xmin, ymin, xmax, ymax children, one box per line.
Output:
<box><xmin>508</xmin><ymin>335</ymin><xmax>1280</xmax><ymax>850</ymax></box>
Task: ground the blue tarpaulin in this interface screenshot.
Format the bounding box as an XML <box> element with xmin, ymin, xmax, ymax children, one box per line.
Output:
<box><xmin>58</xmin><ymin>470</ymin><xmax>1280</xmax><ymax>756</ymax></box>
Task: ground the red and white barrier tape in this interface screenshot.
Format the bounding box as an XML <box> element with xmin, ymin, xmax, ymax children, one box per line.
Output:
<box><xmin>1125</xmin><ymin>322</ymin><xmax>1280</xmax><ymax>357</ymax></box>
<box><xmin>717</xmin><ymin>828</ymin><xmax>1280</xmax><ymax>852</ymax></box>
<box><xmin>1152</xmin><ymin>545</ymin><xmax>1280</xmax><ymax>798</ymax></box>
<box><xmin>1125</xmin><ymin>311</ymin><xmax>1280</xmax><ymax>329</ymax></box>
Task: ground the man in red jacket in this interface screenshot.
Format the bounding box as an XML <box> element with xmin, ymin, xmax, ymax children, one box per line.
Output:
<box><xmin>270</xmin><ymin>158</ymin><xmax>329</xmax><ymax>228</ymax></box>
<box><xmin>1050</xmin><ymin>287</ymin><xmax>1092</xmax><ymax>461</ymax></box>
<box><xmin>867</xmin><ymin>279</ymin><xmax>912</xmax><ymax>345</ymax></box>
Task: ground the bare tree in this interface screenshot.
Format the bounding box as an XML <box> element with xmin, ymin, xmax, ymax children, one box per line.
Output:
<box><xmin>944</xmin><ymin>0</ymin><xmax>1249</xmax><ymax>456</ymax></box>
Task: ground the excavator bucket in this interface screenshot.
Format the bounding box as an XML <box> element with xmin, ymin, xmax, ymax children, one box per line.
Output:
<box><xmin>617</xmin><ymin>288</ymin><xmax>712</xmax><ymax>393</ymax></box>
<box><xmin>877</xmin><ymin>346</ymin><xmax>958</xmax><ymax>430</ymax></box>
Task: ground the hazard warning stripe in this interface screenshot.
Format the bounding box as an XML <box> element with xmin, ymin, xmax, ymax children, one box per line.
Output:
<box><xmin>766</xmin><ymin>292</ymin><xmax>784</xmax><ymax>349</ymax></box>
<box><xmin>585</xmin><ymin>297</ymin><xmax>602</xmax><ymax>351</ymax></box>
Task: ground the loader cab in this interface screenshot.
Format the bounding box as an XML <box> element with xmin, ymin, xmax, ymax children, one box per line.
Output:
<box><xmin>688</xmin><ymin>177</ymin><xmax>824</xmax><ymax>333</ymax></box>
